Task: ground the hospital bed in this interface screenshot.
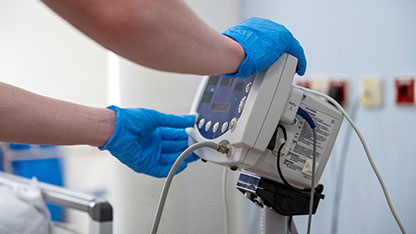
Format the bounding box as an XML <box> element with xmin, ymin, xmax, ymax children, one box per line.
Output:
<box><xmin>0</xmin><ymin>172</ymin><xmax>113</xmax><ymax>234</ymax></box>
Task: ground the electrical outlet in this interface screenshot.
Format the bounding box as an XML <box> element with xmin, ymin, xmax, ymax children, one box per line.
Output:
<box><xmin>328</xmin><ymin>80</ymin><xmax>348</xmax><ymax>106</ymax></box>
<box><xmin>359</xmin><ymin>78</ymin><xmax>383</xmax><ymax>107</ymax></box>
<box><xmin>395</xmin><ymin>76</ymin><xmax>415</xmax><ymax>105</ymax></box>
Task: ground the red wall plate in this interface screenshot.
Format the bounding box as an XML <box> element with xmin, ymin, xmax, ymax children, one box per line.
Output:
<box><xmin>328</xmin><ymin>80</ymin><xmax>348</xmax><ymax>106</ymax></box>
<box><xmin>395</xmin><ymin>78</ymin><xmax>415</xmax><ymax>105</ymax></box>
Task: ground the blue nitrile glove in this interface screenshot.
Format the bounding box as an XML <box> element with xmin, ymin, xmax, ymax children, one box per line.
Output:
<box><xmin>223</xmin><ymin>17</ymin><xmax>307</xmax><ymax>78</ymax></box>
<box><xmin>99</xmin><ymin>106</ymin><xmax>199</xmax><ymax>178</ymax></box>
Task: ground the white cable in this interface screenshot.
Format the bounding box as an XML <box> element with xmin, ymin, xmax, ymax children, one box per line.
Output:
<box><xmin>304</xmin><ymin>88</ymin><xmax>407</xmax><ymax>234</ymax></box>
<box><xmin>331</xmin><ymin>98</ymin><xmax>360</xmax><ymax>234</ymax></box>
<box><xmin>222</xmin><ymin>167</ymin><xmax>230</xmax><ymax>234</ymax></box>
<box><xmin>306</xmin><ymin>128</ymin><xmax>317</xmax><ymax>234</ymax></box>
<box><xmin>260</xmin><ymin>208</ymin><xmax>265</xmax><ymax>234</ymax></box>
<box><xmin>150</xmin><ymin>141</ymin><xmax>221</xmax><ymax>234</ymax></box>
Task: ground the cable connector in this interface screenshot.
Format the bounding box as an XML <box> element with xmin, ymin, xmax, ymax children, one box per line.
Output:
<box><xmin>217</xmin><ymin>143</ymin><xmax>230</xmax><ymax>154</ymax></box>
<box><xmin>297</xmin><ymin>107</ymin><xmax>316</xmax><ymax>129</ymax></box>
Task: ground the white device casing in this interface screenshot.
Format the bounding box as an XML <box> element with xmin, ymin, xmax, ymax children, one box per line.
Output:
<box><xmin>243</xmin><ymin>86</ymin><xmax>343</xmax><ymax>188</ymax></box>
<box><xmin>189</xmin><ymin>54</ymin><xmax>297</xmax><ymax>165</ymax></box>
<box><xmin>189</xmin><ymin>54</ymin><xmax>343</xmax><ymax>189</ymax></box>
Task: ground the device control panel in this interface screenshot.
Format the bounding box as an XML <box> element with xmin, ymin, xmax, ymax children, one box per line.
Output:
<box><xmin>189</xmin><ymin>53</ymin><xmax>298</xmax><ymax>165</ymax></box>
<box><xmin>189</xmin><ymin>53</ymin><xmax>342</xmax><ymax>188</ymax></box>
<box><xmin>196</xmin><ymin>75</ymin><xmax>255</xmax><ymax>139</ymax></box>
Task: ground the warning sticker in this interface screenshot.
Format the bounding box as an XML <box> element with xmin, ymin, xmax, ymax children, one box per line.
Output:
<box><xmin>280</xmin><ymin>104</ymin><xmax>337</xmax><ymax>180</ymax></box>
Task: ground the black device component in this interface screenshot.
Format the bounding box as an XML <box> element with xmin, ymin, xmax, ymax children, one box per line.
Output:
<box><xmin>267</xmin><ymin>125</ymin><xmax>279</xmax><ymax>151</ymax></box>
<box><xmin>268</xmin><ymin>124</ymin><xmax>307</xmax><ymax>194</ymax></box>
<box><xmin>266</xmin><ymin>124</ymin><xmax>287</xmax><ymax>152</ymax></box>
<box><xmin>229</xmin><ymin>165</ymin><xmax>238</xmax><ymax>171</ymax></box>
<box><xmin>236</xmin><ymin>172</ymin><xmax>324</xmax><ymax>216</ymax></box>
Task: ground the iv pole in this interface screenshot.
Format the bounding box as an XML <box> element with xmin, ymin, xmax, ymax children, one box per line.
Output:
<box><xmin>264</xmin><ymin>208</ymin><xmax>298</xmax><ymax>234</ymax></box>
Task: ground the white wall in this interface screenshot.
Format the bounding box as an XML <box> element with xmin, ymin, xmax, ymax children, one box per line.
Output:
<box><xmin>242</xmin><ymin>1</ymin><xmax>416</xmax><ymax>234</ymax></box>
<box><xmin>0</xmin><ymin>0</ymin><xmax>108</xmax><ymax>107</ymax></box>
<box><xmin>0</xmin><ymin>1</ymin><xmax>112</xmax><ymax>232</ymax></box>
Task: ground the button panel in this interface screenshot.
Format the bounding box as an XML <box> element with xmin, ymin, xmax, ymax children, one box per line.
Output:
<box><xmin>238</xmin><ymin>96</ymin><xmax>247</xmax><ymax>113</ymax></box>
<box><xmin>229</xmin><ymin>118</ymin><xmax>237</xmax><ymax>131</ymax></box>
<box><xmin>205</xmin><ymin>121</ymin><xmax>212</xmax><ymax>131</ymax></box>
<box><xmin>196</xmin><ymin>75</ymin><xmax>255</xmax><ymax>139</ymax></box>
<box><xmin>213</xmin><ymin>122</ymin><xmax>219</xmax><ymax>133</ymax></box>
<box><xmin>198</xmin><ymin>118</ymin><xmax>205</xmax><ymax>129</ymax></box>
<box><xmin>221</xmin><ymin>122</ymin><xmax>229</xmax><ymax>133</ymax></box>
<box><xmin>246</xmin><ymin>82</ymin><xmax>252</xmax><ymax>93</ymax></box>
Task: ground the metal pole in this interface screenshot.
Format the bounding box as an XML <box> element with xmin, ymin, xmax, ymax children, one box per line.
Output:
<box><xmin>264</xmin><ymin>208</ymin><xmax>298</xmax><ymax>234</ymax></box>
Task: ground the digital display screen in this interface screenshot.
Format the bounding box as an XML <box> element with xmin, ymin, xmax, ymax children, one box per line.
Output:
<box><xmin>208</xmin><ymin>76</ymin><xmax>219</xmax><ymax>86</ymax></box>
<box><xmin>234</xmin><ymin>82</ymin><xmax>244</xmax><ymax>91</ymax></box>
<box><xmin>211</xmin><ymin>102</ymin><xmax>229</xmax><ymax>112</ymax></box>
<box><xmin>229</xmin><ymin>78</ymin><xmax>235</xmax><ymax>86</ymax></box>
<box><xmin>220</xmin><ymin>77</ymin><xmax>232</xmax><ymax>86</ymax></box>
<box><xmin>201</xmin><ymin>92</ymin><xmax>214</xmax><ymax>103</ymax></box>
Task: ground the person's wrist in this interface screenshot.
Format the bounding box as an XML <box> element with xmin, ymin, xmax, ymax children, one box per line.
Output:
<box><xmin>95</xmin><ymin>107</ymin><xmax>117</xmax><ymax>148</ymax></box>
<box><xmin>221</xmin><ymin>34</ymin><xmax>245</xmax><ymax>74</ymax></box>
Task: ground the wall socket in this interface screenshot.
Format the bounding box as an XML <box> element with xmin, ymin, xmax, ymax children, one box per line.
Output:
<box><xmin>360</xmin><ymin>78</ymin><xmax>383</xmax><ymax>108</ymax></box>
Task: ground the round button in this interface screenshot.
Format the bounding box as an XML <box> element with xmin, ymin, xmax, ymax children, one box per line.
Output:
<box><xmin>212</xmin><ymin>122</ymin><xmax>219</xmax><ymax>133</ymax></box>
<box><xmin>238</xmin><ymin>96</ymin><xmax>247</xmax><ymax>113</ymax></box>
<box><xmin>245</xmin><ymin>82</ymin><xmax>252</xmax><ymax>93</ymax></box>
<box><xmin>205</xmin><ymin>121</ymin><xmax>212</xmax><ymax>131</ymax></box>
<box><xmin>229</xmin><ymin>118</ymin><xmax>237</xmax><ymax>131</ymax></box>
<box><xmin>221</xmin><ymin>122</ymin><xmax>229</xmax><ymax>133</ymax></box>
<box><xmin>198</xmin><ymin>118</ymin><xmax>205</xmax><ymax>129</ymax></box>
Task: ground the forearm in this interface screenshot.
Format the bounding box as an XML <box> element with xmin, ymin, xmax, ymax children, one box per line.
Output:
<box><xmin>0</xmin><ymin>82</ymin><xmax>115</xmax><ymax>147</ymax></box>
<box><xmin>41</xmin><ymin>0</ymin><xmax>245</xmax><ymax>75</ymax></box>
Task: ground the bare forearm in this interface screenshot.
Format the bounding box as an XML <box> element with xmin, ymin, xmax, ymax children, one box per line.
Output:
<box><xmin>0</xmin><ymin>82</ymin><xmax>115</xmax><ymax>147</ymax></box>
<box><xmin>41</xmin><ymin>0</ymin><xmax>245</xmax><ymax>75</ymax></box>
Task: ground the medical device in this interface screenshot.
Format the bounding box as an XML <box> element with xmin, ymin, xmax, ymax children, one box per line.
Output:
<box><xmin>151</xmin><ymin>54</ymin><xmax>406</xmax><ymax>234</ymax></box>
<box><xmin>186</xmin><ymin>53</ymin><xmax>343</xmax><ymax>233</ymax></box>
<box><xmin>188</xmin><ymin>53</ymin><xmax>342</xmax><ymax>190</ymax></box>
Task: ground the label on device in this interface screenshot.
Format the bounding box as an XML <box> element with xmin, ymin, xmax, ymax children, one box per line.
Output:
<box><xmin>287</xmin><ymin>104</ymin><xmax>336</xmax><ymax>180</ymax></box>
<box><xmin>265</xmin><ymin>103</ymin><xmax>337</xmax><ymax>181</ymax></box>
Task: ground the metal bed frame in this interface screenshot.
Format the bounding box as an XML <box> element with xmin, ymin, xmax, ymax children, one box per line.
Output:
<box><xmin>0</xmin><ymin>172</ymin><xmax>113</xmax><ymax>234</ymax></box>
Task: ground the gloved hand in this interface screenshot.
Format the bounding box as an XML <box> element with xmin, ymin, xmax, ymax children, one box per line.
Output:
<box><xmin>223</xmin><ymin>17</ymin><xmax>306</xmax><ymax>78</ymax></box>
<box><xmin>100</xmin><ymin>106</ymin><xmax>198</xmax><ymax>178</ymax></box>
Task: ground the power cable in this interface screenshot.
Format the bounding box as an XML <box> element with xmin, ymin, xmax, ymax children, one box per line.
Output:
<box><xmin>304</xmin><ymin>88</ymin><xmax>406</xmax><ymax>234</ymax></box>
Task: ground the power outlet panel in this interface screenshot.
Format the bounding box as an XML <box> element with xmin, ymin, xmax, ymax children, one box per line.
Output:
<box><xmin>360</xmin><ymin>78</ymin><xmax>383</xmax><ymax>107</ymax></box>
<box><xmin>395</xmin><ymin>77</ymin><xmax>415</xmax><ymax>105</ymax></box>
<box><xmin>328</xmin><ymin>80</ymin><xmax>349</xmax><ymax>106</ymax></box>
